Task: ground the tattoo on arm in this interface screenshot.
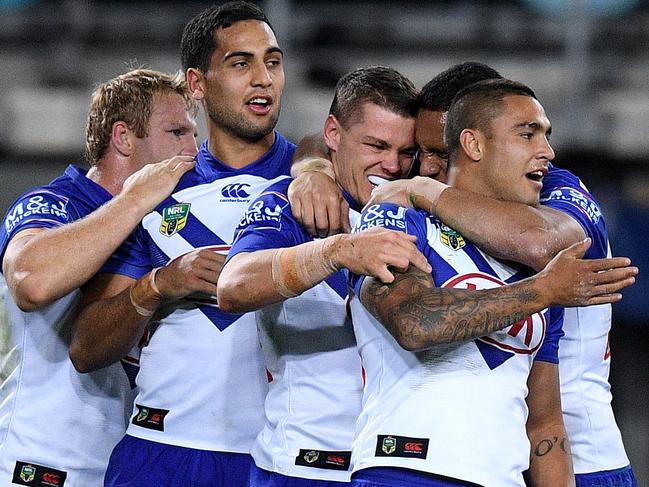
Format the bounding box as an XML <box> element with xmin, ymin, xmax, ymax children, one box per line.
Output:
<box><xmin>361</xmin><ymin>266</ymin><xmax>541</xmax><ymax>350</ymax></box>
<box><xmin>530</xmin><ymin>436</ymin><xmax>571</xmax><ymax>466</ymax></box>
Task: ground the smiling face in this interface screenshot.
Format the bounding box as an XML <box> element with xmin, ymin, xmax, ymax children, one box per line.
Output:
<box><xmin>131</xmin><ymin>91</ymin><xmax>198</xmax><ymax>168</ymax></box>
<box><xmin>475</xmin><ymin>95</ymin><xmax>554</xmax><ymax>206</ymax></box>
<box><xmin>195</xmin><ymin>19</ymin><xmax>284</xmax><ymax>143</ymax></box>
<box><xmin>325</xmin><ymin>102</ymin><xmax>416</xmax><ymax>206</ymax></box>
<box><xmin>415</xmin><ymin>109</ymin><xmax>449</xmax><ymax>182</ymax></box>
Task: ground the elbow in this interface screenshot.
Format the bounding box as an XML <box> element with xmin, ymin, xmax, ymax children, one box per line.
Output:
<box><xmin>396</xmin><ymin>338</ymin><xmax>422</xmax><ymax>353</ymax></box>
<box><xmin>216</xmin><ymin>274</ymin><xmax>247</xmax><ymax>314</ymax></box>
<box><xmin>69</xmin><ymin>346</ymin><xmax>95</xmax><ymax>374</ymax></box>
<box><xmin>390</xmin><ymin>324</ymin><xmax>432</xmax><ymax>353</ymax></box>
<box><xmin>515</xmin><ymin>238</ymin><xmax>556</xmax><ymax>272</ymax></box>
<box><xmin>11</xmin><ymin>279</ymin><xmax>55</xmax><ymax>312</ymax></box>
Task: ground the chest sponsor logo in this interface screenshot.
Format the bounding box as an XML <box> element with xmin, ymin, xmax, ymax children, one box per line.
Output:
<box><xmin>356</xmin><ymin>204</ymin><xmax>407</xmax><ymax>233</ymax></box>
<box><xmin>375</xmin><ymin>435</ymin><xmax>429</xmax><ymax>459</ymax></box>
<box><xmin>221</xmin><ymin>183</ymin><xmax>251</xmax><ymax>201</ymax></box>
<box><xmin>13</xmin><ymin>461</ymin><xmax>67</xmax><ymax>486</ymax></box>
<box><xmin>439</xmin><ymin>224</ymin><xmax>465</xmax><ymax>250</ymax></box>
<box><xmin>238</xmin><ymin>199</ymin><xmax>283</xmax><ymax>229</ymax></box>
<box><xmin>132</xmin><ymin>404</ymin><xmax>170</xmax><ymax>431</ymax></box>
<box><xmin>294</xmin><ymin>449</ymin><xmax>351</xmax><ymax>471</ymax></box>
<box><xmin>160</xmin><ymin>203</ymin><xmax>190</xmax><ymax>237</ymax></box>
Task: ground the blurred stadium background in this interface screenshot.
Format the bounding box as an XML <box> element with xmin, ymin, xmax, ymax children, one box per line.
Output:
<box><xmin>0</xmin><ymin>0</ymin><xmax>646</xmax><ymax>482</ymax></box>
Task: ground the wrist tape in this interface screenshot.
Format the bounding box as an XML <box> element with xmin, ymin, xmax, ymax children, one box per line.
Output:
<box><xmin>271</xmin><ymin>238</ymin><xmax>340</xmax><ymax>298</ymax></box>
<box><xmin>129</xmin><ymin>267</ymin><xmax>163</xmax><ymax>317</ymax></box>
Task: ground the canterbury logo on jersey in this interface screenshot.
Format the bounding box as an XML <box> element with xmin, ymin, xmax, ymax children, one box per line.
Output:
<box><xmin>294</xmin><ymin>449</ymin><xmax>351</xmax><ymax>470</ymax></box>
<box><xmin>12</xmin><ymin>461</ymin><xmax>67</xmax><ymax>487</ymax></box>
<box><xmin>374</xmin><ymin>435</ymin><xmax>429</xmax><ymax>459</ymax></box>
<box><xmin>132</xmin><ymin>404</ymin><xmax>169</xmax><ymax>432</ymax></box>
<box><xmin>221</xmin><ymin>183</ymin><xmax>251</xmax><ymax>200</ymax></box>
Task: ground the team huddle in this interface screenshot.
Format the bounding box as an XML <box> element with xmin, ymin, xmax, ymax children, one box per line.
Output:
<box><xmin>0</xmin><ymin>2</ymin><xmax>640</xmax><ymax>487</ymax></box>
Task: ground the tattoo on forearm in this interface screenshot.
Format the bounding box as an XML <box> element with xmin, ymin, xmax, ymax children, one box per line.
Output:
<box><xmin>531</xmin><ymin>436</ymin><xmax>570</xmax><ymax>462</ymax></box>
<box><xmin>362</xmin><ymin>267</ymin><xmax>541</xmax><ymax>349</ymax></box>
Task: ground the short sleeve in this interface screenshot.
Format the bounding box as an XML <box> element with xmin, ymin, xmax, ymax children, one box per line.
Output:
<box><xmin>0</xmin><ymin>190</ymin><xmax>77</xmax><ymax>262</ymax></box>
<box><xmin>533</xmin><ymin>306</ymin><xmax>564</xmax><ymax>364</ymax></box>
<box><xmin>226</xmin><ymin>180</ymin><xmax>307</xmax><ymax>263</ymax></box>
<box><xmin>540</xmin><ymin>169</ymin><xmax>608</xmax><ymax>259</ymax></box>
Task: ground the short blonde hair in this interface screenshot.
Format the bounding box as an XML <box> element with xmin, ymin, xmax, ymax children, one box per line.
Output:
<box><xmin>85</xmin><ymin>68</ymin><xmax>197</xmax><ymax>166</ymax></box>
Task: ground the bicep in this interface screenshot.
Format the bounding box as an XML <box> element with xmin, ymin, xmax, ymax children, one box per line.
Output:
<box><xmin>2</xmin><ymin>228</ymin><xmax>47</xmax><ymax>276</ymax></box>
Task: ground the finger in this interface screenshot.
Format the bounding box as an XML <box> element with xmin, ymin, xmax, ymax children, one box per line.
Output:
<box><xmin>325</xmin><ymin>198</ymin><xmax>342</xmax><ymax>237</ymax></box>
<box><xmin>374</xmin><ymin>266</ymin><xmax>395</xmax><ymax>284</ymax></box>
<box><xmin>408</xmin><ymin>248</ymin><xmax>432</xmax><ymax>274</ymax></box>
<box><xmin>385</xmin><ymin>255</ymin><xmax>410</xmax><ymax>274</ymax></box>
<box><xmin>169</xmin><ymin>156</ymin><xmax>196</xmax><ymax>173</ymax></box>
<box><xmin>561</xmin><ymin>238</ymin><xmax>591</xmax><ymax>259</ymax></box>
<box><xmin>340</xmin><ymin>199</ymin><xmax>351</xmax><ymax>234</ymax></box>
<box><xmin>313</xmin><ymin>203</ymin><xmax>330</xmax><ymax>239</ymax></box>
<box><xmin>587</xmin><ymin>258</ymin><xmax>634</xmax><ymax>272</ymax></box>
<box><xmin>192</xmin><ymin>265</ymin><xmax>222</xmax><ymax>285</ymax></box>
<box><xmin>194</xmin><ymin>279</ymin><xmax>219</xmax><ymax>296</ymax></box>
<box><xmin>289</xmin><ymin>197</ymin><xmax>303</xmax><ymax>225</ymax></box>
<box><xmin>590</xmin><ymin>276</ymin><xmax>636</xmax><ymax>295</ymax></box>
<box><xmin>591</xmin><ymin>267</ymin><xmax>638</xmax><ymax>285</ymax></box>
<box><xmin>584</xmin><ymin>293</ymin><xmax>623</xmax><ymax>306</ymax></box>
<box><xmin>300</xmin><ymin>204</ymin><xmax>317</xmax><ymax>237</ymax></box>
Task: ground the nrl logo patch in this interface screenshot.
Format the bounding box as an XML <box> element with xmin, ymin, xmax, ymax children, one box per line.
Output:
<box><xmin>440</xmin><ymin>224</ymin><xmax>465</xmax><ymax>250</ymax></box>
<box><xmin>303</xmin><ymin>450</ymin><xmax>319</xmax><ymax>464</ymax></box>
<box><xmin>20</xmin><ymin>465</ymin><xmax>35</xmax><ymax>482</ymax></box>
<box><xmin>136</xmin><ymin>407</ymin><xmax>149</xmax><ymax>423</ymax></box>
<box><xmin>160</xmin><ymin>203</ymin><xmax>191</xmax><ymax>237</ymax></box>
<box><xmin>382</xmin><ymin>436</ymin><xmax>396</xmax><ymax>455</ymax></box>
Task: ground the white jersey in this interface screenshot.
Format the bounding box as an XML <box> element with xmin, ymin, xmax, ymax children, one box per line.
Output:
<box><xmin>0</xmin><ymin>166</ymin><xmax>136</xmax><ymax>487</ymax></box>
<box><xmin>226</xmin><ymin>179</ymin><xmax>363</xmax><ymax>481</ymax></box>
<box><xmin>348</xmin><ymin>204</ymin><xmax>564</xmax><ymax>487</ymax></box>
<box><xmin>106</xmin><ymin>136</ymin><xmax>294</xmax><ymax>452</ymax></box>
<box><xmin>540</xmin><ymin>166</ymin><xmax>629</xmax><ymax>473</ymax></box>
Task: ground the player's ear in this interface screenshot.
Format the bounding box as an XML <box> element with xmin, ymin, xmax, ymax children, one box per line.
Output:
<box><xmin>323</xmin><ymin>114</ymin><xmax>341</xmax><ymax>153</ymax></box>
<box><xmin>110</xmin><ymin>121</ymin><xmax>134</xmax><ymax>157</ymax></box>
<box><xmin>186</xmin><ymin>68</ymin><xmax>205</xmax><ymax>101</ymax></box>
<box><xmin>459</xmin><ymin>128</ymin><xmax>482</xmax><ymax>162</ymax></box>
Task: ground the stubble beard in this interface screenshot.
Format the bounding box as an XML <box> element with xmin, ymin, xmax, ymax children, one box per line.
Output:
<box><xmin>207</xmin><ymin>103</ymin><xmax>281</xmax><ymax>143</ymax></box>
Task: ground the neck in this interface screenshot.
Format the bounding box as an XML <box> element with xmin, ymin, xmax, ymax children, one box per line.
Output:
<box><xmin>207</xmin><ymin>126</ymin><xmax>276</xmax><ymax>169</ymax></box>
<box><xmin>86</xmin><ymin>156</ymin><xmax>133</xmax><ymax>196</ymax></box>
<box><xmin>447</xmin><ymin>157</ymin><xmax>488</xmax><ymax>196</ymax></box>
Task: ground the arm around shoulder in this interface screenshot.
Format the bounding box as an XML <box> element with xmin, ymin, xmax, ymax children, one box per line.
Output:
<box><xmin>433</xmin><ymin>186</ymin><xmax>586</xmax><ymax>271</ymax></box>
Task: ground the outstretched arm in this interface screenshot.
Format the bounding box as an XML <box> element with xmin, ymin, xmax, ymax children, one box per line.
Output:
<box><xmin>525</xmin><ymin>361</ymin><xmax>574</xmax><ymax>487</ymax></box>
<box><xmin>367</xmin><ymin>176</ymin><xmax>585</xmax><ymax>271</ymax></box>
<box><xmin>3</xmin><ymin>156</ymin><xmax>194</xmax><ymax>310</ymax></box>
<box><xmin>217</xmin><ymin>226</ymin><xmax>431</xmax><ymax>313</ymax></box>
<box><xmin>360</xmin><ymin>239</ymin><xmax>637</xmax><ymax>352</ymax></box>
<box><xmin>70</xmin><ymin>248</ymin><xmax>224</xmax><ymax>372</ymax></box>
